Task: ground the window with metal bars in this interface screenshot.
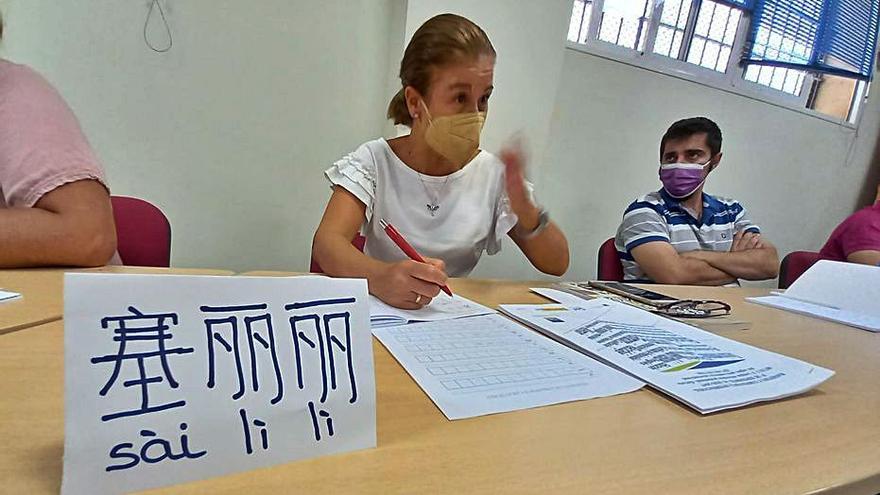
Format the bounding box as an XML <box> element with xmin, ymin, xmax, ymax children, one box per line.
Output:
<box><xmin>687</xmin><ymin>2</ymin><xmax>742</xmax><ymax>73</ymax></box>
<box><xmin>597</xmin><ymin>0</ymin><xmax>653</xmax><ymax>50</ymax></box>
<box><xmin>653</xmin><ymin>0</ymin><xmax>692</xmax><ymax>59</ymax></box>
<box><xmin>566</xmin><ymin>0</ymin><xmax>875</xmax><ymax>124</ymax></box>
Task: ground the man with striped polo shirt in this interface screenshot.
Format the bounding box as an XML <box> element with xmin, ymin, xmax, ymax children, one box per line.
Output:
<box><xmin>615</xmin><ymin>117</ymin><xmax>778</xmax><ymax>285</ymax></box>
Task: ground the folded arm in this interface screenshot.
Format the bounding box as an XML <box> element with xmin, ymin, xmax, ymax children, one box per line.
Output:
<box><xmin>631</xmin><ymin>241</ymin><xmax>736</xmax><ymax>286</ymax></box>
<box><xmin>0</xmin><ymin>179</ymin><xmax>117</xmax><ymax>268</ymax></box>
<box><xmin>848</xmin><ymin>250</ymin><xmax>880</xmax><ymax>266</ymax></box>
<box><xmin>681</xmin><ymin>231</ymin><xmax>779</xmax><ymax>280</ymax></box>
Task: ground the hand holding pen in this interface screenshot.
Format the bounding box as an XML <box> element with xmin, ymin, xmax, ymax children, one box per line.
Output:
<box><xmin>370</xmin><ymin>219</ymin><xmax>451</xmax><ymax>309</ymax></box>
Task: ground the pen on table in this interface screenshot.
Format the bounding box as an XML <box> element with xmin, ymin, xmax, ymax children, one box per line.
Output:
<box><xmin>379</xmin><ymin>218</ymin><xmax>453</xmax><ymax>297</ymax></box>
<box><xmin>538</xmin><ymin>306</ymin><xmax>567</xmax><ymax>311</ymax></box>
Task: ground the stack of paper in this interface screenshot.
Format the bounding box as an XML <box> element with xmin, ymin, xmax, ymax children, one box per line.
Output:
<box><xmin>0</xmin><ymin>289</ymin><xmax>21</xmax><ymax>302</ymax></box>
<box><xmin>531</xmin><ymin>287</ymin><xmax>596</xmax><ymax>307</ymax></box>
<box><xmin>369</xmin><ymin>294</ymin><xmax>495</xmax><ymax>328</ymax></box>
<box><xmin>499</xmin><ymin>300</ymin><xmax>834</xmax><ymax>414</ymax></box>
<box><xmin>373</xmin><ymin>314</ymin><xmax>644</xmax><ymax>419</ymax></box>
<box><xmin>747</xmin><ymin>260</ymin><xmax>880</xmax><ymax>332</ymax></box>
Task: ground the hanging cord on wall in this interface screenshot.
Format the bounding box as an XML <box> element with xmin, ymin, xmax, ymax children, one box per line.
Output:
<box><xmin>144</xmin><ymin>0</ymin><xmax>172</xmax><ymax>53</ymax></box>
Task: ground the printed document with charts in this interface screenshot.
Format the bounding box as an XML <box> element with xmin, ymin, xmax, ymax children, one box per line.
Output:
<box><xmin>499</xmin><ymin>300</ymin><xmax>833</xmax><ymax>414</ymax></box>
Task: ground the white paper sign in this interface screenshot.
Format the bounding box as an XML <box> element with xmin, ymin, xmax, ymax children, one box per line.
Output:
<box><xmin>748</xmin><ymin>261</ymin><xmax>880</xmax><ymax>332</ymax></box>
<box><xmin>781</xmin><ymin>260</ymin><xmax>880</xmax><ymax>315</ymax></box>
<box><xmin>62</xmin><ymin>274</ymin><xmax>376</xmax><ymax>495</ymax></box>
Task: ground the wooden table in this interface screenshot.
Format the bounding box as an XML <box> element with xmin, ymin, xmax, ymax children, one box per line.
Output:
<box><xmin>2</xmin><ymin>280</ymin><xmax>879</xmax><ymax>494</ymax></box>
<box><xmin>0</xmin><ymin>266</ymin><xmax>235</xmax><ymax>335</ymax></box>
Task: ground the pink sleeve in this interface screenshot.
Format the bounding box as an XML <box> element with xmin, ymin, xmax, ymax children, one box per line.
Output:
<box><xmin>840</xmin><ymin>210</ymin><xmax>880</xmax><ymax>257</ymax></box>
<box><xmin>0</xmin><ymin>62</ymin><xmax>109</xmax><ymax>208</ymax></box>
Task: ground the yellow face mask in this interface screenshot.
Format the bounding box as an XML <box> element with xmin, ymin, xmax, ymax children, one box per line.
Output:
<box><xmin>420</xmin><ymin>100</ymin><xmax>486</xmax><ymax>167</ymax></box>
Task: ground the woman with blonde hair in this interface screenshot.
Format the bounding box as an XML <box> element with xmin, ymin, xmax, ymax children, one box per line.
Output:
<box><xmin>313</xmin><ymin>13</ymin><xmax>569</xmax><ymax>308</ymax></box>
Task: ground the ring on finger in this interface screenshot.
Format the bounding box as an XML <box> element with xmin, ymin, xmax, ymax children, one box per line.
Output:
<box><xmin>415</xmin><ymin>294</ymin><xmax>422</xmax><ymax>304</ymax></box>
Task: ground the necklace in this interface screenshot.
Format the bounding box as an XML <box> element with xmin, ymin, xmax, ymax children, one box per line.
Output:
<box><xmin>417</xmin><ymin>173</ymin><xmax>450</xmax><ymax>217</ymax></box>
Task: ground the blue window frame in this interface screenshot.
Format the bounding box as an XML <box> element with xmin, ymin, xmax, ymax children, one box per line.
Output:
<box><xmin>743</xmin><ymin>0</ymin><xmax>880</xmax><ymax>80</ymax></box>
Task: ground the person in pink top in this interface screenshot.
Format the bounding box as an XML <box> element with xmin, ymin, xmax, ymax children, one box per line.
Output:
<box><xmin>818</xmin><ymin>184</ymin><xmax>880</xmax><ymax>266</ymax></box>
<box><xmin>0</xmin><ymin>13</ymin><xmax>117</xmax><ymax>267</ymax></box>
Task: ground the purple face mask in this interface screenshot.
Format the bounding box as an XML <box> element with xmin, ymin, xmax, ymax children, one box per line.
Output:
<box><xmin>659</xmin><ymin>160</ymin><xmax>712</xmax><ymax>199</ymax></box>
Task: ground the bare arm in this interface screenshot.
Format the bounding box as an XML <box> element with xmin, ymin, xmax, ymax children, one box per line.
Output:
<box><xmin>631</xmin><ymin>241</ymin><xmax>736</xmax><ymax>286</ymax></box>
<box><xmin>681</xmin><ymin>231</ymin><xmax>779</xmax><ymax>280</ymax></box>
<box><xmin>847</xmin><ymin>250</ymin><xmax>880</xmax><ymax>266</ymax></box>
<box><xmin>312</xmin><ymin>187</ymin><xmax>387</xmax><ymax>278</ymax></box>
<box><xmin>500</xmin><ymin>145</ymin><xmax>569</xmax><ymax>276</ymax></box>
<box><xmin>312</xmin><ymin>187</ymin><xmax>447</xmax><ymax>309</ymax></box>
<box><xmin>0</xmin><ymin>179</ymin><xmax>116</xmax><ymax>268</ymax></box>
<box><xmin>508</xmin><ymin>207</ymin><xmax>569</xmax><ymax>276</ymax></box>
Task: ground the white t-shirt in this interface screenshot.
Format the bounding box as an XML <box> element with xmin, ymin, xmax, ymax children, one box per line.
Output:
<box><xmin>324</xmin><ymin>138</ymin><xmax>530</xmax><ymax>277</ymax></box>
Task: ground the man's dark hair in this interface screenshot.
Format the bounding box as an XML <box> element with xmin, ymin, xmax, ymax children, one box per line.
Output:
<box><xmin>660</xmin><ymin>117</ymin><xmax>722</xmax><ymax>159</ymax></box>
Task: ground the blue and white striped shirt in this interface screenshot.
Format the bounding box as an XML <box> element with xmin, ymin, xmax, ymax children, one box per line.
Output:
<box><xmin>615</xmin><ymin>189</ymin><xmax>760</xmax><ymax>282</ymax></box>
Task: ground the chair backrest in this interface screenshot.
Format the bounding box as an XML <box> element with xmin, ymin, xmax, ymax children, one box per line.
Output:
<box><xmin>310</xmin><ymin>235</ymin><xmax>366</xmax><ymax>273</ymax></box>
<box><xmin>110</xmin><ymin>196</ymin><xmax>172</xmax><ymax>267</ymax></box>
<box><xmin>597</xmin><ymin>237</ymin><xmax>625</xmax><ymax>281</ymax></box>
<box><xmin>778</xmin><ymin>251</ymin><xmax>821</xmax><ymax>289</ymax></box>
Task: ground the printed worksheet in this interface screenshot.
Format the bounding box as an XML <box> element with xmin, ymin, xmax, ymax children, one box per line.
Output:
<box><xmin>373</xmin><ymin>314</ymin><xmax>643</xmax><ymax>419</ymax></box>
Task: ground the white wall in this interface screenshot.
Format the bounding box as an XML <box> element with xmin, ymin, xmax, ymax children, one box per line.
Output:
<box><xmin>2</xmin><ymin>0</ymin><xmax>877</xmax><ymax>282</ymax></box>
<box><xmin>544</xmin><ymin>48</ymin><xmax>880</xmax><ymax>283</ymax></box>
<box><xmin>401</xmin><ymin>0</ymin><xmax>573</xmax><ymax>280</ymax></box>
<box><xmin>0</xmin><ymin>0</ymin><xmax>399</xmax><ymax>271</ymax></box>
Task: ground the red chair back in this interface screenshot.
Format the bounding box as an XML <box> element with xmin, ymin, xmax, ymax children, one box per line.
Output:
<box><xmin>310</xmin><ymin>235</ymin><xmax>366</xmax><ymax>273</ymax></box>
<box><xmin>110</xmin><ymin>196</ymin><xmax>171</xmax><ymax>267</ymax></box>
<box><xmin>597</xmin><ymin>237</ymin><xmax>625</xmax><ymax>281</ymax></box>
<box><xmin>778</xmin><ymin>251</ymin><xmax>821</xmax><ymax>289</ymax></box>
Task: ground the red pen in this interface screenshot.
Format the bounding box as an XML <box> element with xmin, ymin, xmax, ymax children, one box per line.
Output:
<box><xmin>379</xmin><ymin>218</ymin><xmax>453</xmax><ymax>297</ymax></box>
